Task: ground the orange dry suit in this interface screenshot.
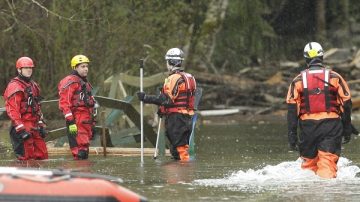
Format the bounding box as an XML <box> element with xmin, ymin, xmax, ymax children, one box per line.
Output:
<box><xmin>286</xmin><ymin>65</ymin><xmax>352</xmax><ymax>178</ymax></box>
<box><xmin>58</xmin><ymin>71</ymin><xmax>96</xmax><ymax>160</ymax></box>
<box><xmin>3</xmin><ymin>76</ymin><xmax>48</xmax><ymax>160</ymax></box>
<box><xmin>143</xmin><ymin>70</ymin><xmax>196</xmax><ymax>161</ymax></box>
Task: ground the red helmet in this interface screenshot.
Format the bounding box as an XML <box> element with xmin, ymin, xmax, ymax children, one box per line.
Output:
<box><xmin>16</xmin><ymin>57</ymin><xmax>34</xmax><ymax>69</ymax></box>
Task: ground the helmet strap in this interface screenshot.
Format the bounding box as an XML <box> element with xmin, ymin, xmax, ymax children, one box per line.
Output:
<box><xmin>167</xmin><ymin>59</ymin><xmax>182</xmax><ymax>67</ymax></box>
<box><xmin>18</xmin><ymin>70</ymin><xmax>31</xmax><ymax>82</ymax></box>
<box><xmin>72</xmin><ymin>69</ymin><xmax>87</xmax><ymax>81</ymax></box>
<box><xmin>306</xmin><ymin>57</ymin><xmax>323</xmax><ymax>66</ymax></box>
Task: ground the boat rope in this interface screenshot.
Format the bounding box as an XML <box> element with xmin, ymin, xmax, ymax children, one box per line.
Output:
<box><xmin>11</xmin><ymin>174</ymin><xmax>71</xmax><ymax>183</ymax></box>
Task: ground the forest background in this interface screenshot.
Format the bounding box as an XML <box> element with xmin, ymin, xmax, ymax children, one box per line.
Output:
<box><xmin>1</xmin><ymin>0</ymin><xmax>359</xmax><ymax>112</ymax></box>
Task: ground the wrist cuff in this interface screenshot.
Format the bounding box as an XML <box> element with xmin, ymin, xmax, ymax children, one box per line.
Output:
<box><xmin>66</xmin><ymin>120</ymin><xmax>75</xmax><ymax>125</ymax></box>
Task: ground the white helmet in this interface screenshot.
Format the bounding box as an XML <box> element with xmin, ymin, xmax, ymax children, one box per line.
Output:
<box><xmin>165</xmin><ymin>48</ymin><xmax>184</xmax><ymax>60</ymax></box>
<box><xmin>303</xmin><ymin>42</ymin><xmax>324</xmax><ymax>59</ymax></box>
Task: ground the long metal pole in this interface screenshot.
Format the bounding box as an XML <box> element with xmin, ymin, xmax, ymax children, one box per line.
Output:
<box><xmin>140</xmin><ymin>59</ymin><xmax>144</xmax><ymax>164</ymax></box>
<box><xmin>153</xmin><ymin>117</ymin><xmax>162</xmax><ymax>159</ymax></box>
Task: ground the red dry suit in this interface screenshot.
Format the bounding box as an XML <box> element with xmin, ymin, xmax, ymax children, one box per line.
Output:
<box><xmin>58</xmin><ymin>72</ymin><xmax>95</xmax><ymax>159</ymax></box>
<box><xmin>3</xmin><ymin>76</ymin><xmax>48</xmax><ymax>160</ymax></box>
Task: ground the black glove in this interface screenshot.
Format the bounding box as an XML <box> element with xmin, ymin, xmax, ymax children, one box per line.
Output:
<box><xmin>342</xmin><ymin>124</ymin><xmax>352</xmax><ymax>144</ymax></box>
<box><xmin>17</xmin><ymin>130</ymin><xmax>31</xmax><ymax>140</ymax></box>
<box><xmin>157</xmin><ymin>108</ymin><xmax>164</xmax><ymax>118</ymax></box>
<box><xmin>288</xmin><ymin>132</ymin><xmax>299</xmax><ymax>151</ymax></box>
<box><xmin>341</xmin><ymin>100</ymin><xmax>352</xmax><ymax>144</ymax></box>
<box><xmin>289</xmin><ymin>143</ymin><xmax>299</xmax><ymax>151</ymax></box>
<box><xmin>137</xmin><ymin>91</ymin><xmax>146</xmax><ymax>101</ymax></box>
<box><xmin>351</xmin><ymin>124</ymin><xmax>359</xmax><ymax>136</ymax></box>
<box><xmin>342</xmin><ymin>134</ymin><xmax>351</xmax><ymax>144</ymax></box>
<box><xmin>39</xmin><ymin>127</ymin><xmax>47</xmax><ymax>139</ymax></box>
<box><xmin>90</xmin><ymin>126</ymin><xmax>96</xmax><ymax>140</ymax></box>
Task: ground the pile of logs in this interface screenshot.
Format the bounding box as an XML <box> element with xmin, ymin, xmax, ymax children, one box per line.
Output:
<box><xmin>194</xmin><ymin>47</ymin><xmax>360</xmax><ymax>113</ymax></box>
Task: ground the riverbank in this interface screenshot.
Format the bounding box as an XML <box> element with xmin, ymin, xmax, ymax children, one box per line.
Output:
<box><xmin>199</xmin><ymin>109</ymin><xmax>360</xmax><ymax>125</ymax></box>
<box><xmin>200</xmin><ymin>113</ymin><xmax>286</xmax><ymax>125</ymax></box>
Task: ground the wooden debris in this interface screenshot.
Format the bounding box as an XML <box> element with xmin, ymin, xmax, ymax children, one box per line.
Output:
<box><xmin>47</xmin><ymin>147</ymin><xmax>170</xmax><ymax>156</ymax></box>
<box><xmin>352</xmin><ymin>97</ymin><xmax>360</xmax><ymax>109</ymax></box>
<box><xmin>279</xmin><ymin>61</ymin><xmax>300</xmax><ymax>68</ymax></box>
<box><xmin>104</xmin><ymin>72</ymin><xmax>167</xmax><ymax>88</ymax></box>
<box><xmin>264</xmin><ymin>72</ymin><xmax>285</xmax><ymax>85</ymax></box>
<box><xmin>199</xmin><ymin>109</ymin><xmax>240</xmax><ymax>116</ymax></box>
<box><xmin>324</xmin><ymin>48</ymin><xmax>353</xmax><ymax>64</ymax></box>
<box><xmin>349</xmin><ymin>50</ymin><xmax>360</xmax><ymax>68</ymax></box>
<box><xmin>194</xmin><ymin>71</ymin><xmax>256</xmax><ymax>90</ymax></box>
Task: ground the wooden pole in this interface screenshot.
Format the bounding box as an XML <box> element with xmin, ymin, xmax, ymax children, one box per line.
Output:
<box><xmin>101</xmin><ymin>111</ymin><xmax>107</xmax><ymax>157</ymax></box>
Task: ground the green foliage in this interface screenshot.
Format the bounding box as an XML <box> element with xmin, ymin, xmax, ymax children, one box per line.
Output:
<box><xmin>1</xmin><ymin>0</ymin><xmax>360</xmax><ymax>97</ymax></box>
<box><xmin>214</xmin><ymin>0</ymin><xmax>276</xmax><ymax>71</ymax></box>
<box><xmin>0</xmin><ymin>0</ymin><xmax>195</xmax><ymax>97</ymax></box>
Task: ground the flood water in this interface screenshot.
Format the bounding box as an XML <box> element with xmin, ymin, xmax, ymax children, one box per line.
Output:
<box><xmin>1</xmin><ymin>121</ymin><xmax>360</xmax><ymax>201</ymax></box>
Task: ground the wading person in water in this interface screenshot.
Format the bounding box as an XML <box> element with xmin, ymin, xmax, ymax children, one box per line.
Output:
<box><xmin>286</xmin><ymin>42</ymin><xmax>352</xmax><ymax>178</ymax></box>
<box><xmin>58</xmin><ymin>55</ymin><xmax>96</xmax><ymax>160</ymax></box>
<box><xmin>137</xmin><ymin>48</ymin><xmax>196</xmax><ymax>161</ymax></box>
<box><xmin>3</xmin><ymin>57</ymin><xmax>48</xmax><ymax>160</ymax></box>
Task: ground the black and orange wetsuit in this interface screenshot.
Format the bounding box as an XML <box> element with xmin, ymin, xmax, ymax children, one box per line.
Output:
<box><xmin>286</xmin><ymin>64</ymin><xmax>352</xmax><ymax>178</ymax></box>
<box><xmin>143</xmin><ymin>70</ymin><xmax>196</xmax><ymax>161</ymax></box>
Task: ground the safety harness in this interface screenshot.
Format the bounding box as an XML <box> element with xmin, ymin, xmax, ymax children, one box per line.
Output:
<box><xmin>300</xmin><ymin>68</ymin><xmax>339</xmax><ymax>114</ymax></box>
<box><xmin>7</xmin><ymin>77</ymin><xmax>42</xmax><ymax>116</ymax></box>
<box><xmin>62</xmin><ymin>75</ymin><xmax>95</xmax><ymax>108</ymax></box>
<box><xmin>160</xmin><ymin>72</ymin><xmax>196</xmax><ymax>114</ymax></box>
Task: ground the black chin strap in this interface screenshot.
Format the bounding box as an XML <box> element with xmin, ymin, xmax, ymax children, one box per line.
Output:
<box><xmin>72</xmin><ymin>70</ymin><xmax>87</xmax><ymax>82</ymax></box>
<box><xmin>306</xmin><ymin>57</ymin><xmax>323</xmax><ymax>67</ymax></box>
<box><xmin>18</xmin><ymin>72</ymin><xmax>31</xmax><ymax>83</ymax></box>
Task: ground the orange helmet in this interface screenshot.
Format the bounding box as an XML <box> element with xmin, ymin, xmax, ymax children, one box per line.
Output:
<box><xmin>16</xmin><ymin>57</ymin><xmax>34</xmax><ymax>69</ymax></box>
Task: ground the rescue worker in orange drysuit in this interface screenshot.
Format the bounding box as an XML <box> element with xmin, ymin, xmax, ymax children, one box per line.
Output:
<box><xmin>137</xmin><ymin>48</ymin><xmax>196</xmax><ymax>161</ymax></box>
<box><xmin>58</xmin><ymin>55</ymin><xmax>96</xmax><ymax>160</ymax></box>
<box><xmin>286</xmin><ymin>42</ymin><xmax>352</xmax><ymax>178</ymax></box>
<box><xmin>3</xmin><ymin>57</ymin><xmax>48</xmax><ymax>160</ymax></box>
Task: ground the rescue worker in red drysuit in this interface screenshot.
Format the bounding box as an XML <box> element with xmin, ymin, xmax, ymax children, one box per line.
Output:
<box><xmin>58</xmin><ymin>55</ymin><xmax>96</xmax><ymax>160</ymax></box>
<box><xmin>286</xmin><ymin>42</ymin><xmax>352</xmax><ymax>178</ymax></box>
<box><xmin>3</xmin><ymin>57</ymin><xmax>48</xmax><ymax>160</ymax></box>
<box><xmin>137</xmin><ymin>48</ymin><xmax>196</xmax><ymax>161</ymax></box>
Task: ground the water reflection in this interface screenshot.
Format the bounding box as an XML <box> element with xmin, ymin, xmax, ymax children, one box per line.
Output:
<box><xmin>7</xmin><ymin>159</ymin><xmax>49</xmax><ymax>168</ymax></box>
<box><xmin>161</xmin><ymin>161</ymin><xmax>195</xmax><ymax>184</ymax></box>
<box><xmin>61</xmin><ymin>159</ymin><xmax>94</xmax><ymax>172</ymax></box>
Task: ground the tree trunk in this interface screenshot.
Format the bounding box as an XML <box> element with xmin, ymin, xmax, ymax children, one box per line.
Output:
<box><xmin>185</xmin><ymin>0</ymin><xmax>229</xmax><ymax>73</ymax></box>
<box><xmin>315</xmin><ymin>0</ymin><xmax>326</xmax><ymax>42</ymax></box>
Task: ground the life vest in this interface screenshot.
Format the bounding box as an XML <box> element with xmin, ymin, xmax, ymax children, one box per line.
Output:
<box><xmin>3</xmin><ymin>77</ymin><xmax>42</xmax><ymax>116</ymax></box>
<box><xmin>299</xmin><ymin>68</ymin><xmax>339</xmax><ymax>114</ymax></box>
<box><xmin>61</xmin><ymin>75</ymin><xmax>95</xmax><ymax>109</ymax></box>
<box><xmin>160</xmin><ymin>72</ymin><xmax>196</xmax><ymax>114</ymax></box>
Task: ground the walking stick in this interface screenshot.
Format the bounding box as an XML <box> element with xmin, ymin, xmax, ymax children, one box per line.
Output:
<box><xmin>139</xmin><ymin>59</ymin><xmax>144</xmax><ymax>164</ymax></box>
<box><xmin>153</xmin><ymin>117</ymin><xmax>162</xmax><ymax>159</ymax></box>
<box><xmin>101</xmin><ymin>111</ymin><xmax>107</xmax><ymax>157</ymax></box>
<box><xmin>188</xmin><ymin>113</ymin><xmax>198</xmax><ymax>157</ymax></box>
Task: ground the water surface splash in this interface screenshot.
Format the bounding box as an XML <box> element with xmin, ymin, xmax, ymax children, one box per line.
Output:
<box><xmin>194</xmin><ymin>157</ymin><xmax>360</xmax><ymax>192</ymax></box>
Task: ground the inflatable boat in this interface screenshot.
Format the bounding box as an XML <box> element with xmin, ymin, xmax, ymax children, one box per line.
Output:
<box><xmin>0</xmin><ymin>167</ymin><xmax>147</xmax><ymax>202</ymax></box>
